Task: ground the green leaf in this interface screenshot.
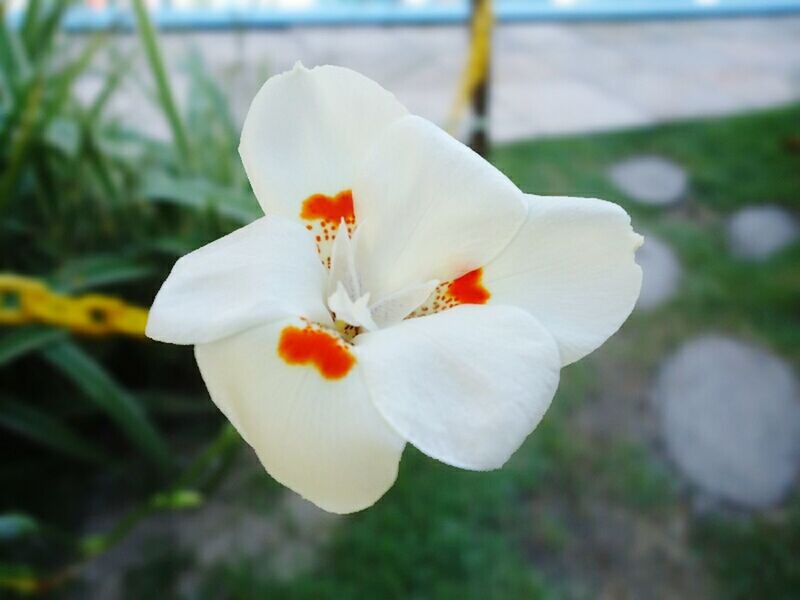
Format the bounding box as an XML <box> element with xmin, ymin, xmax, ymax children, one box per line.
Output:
<box><xmin>142</xmin><ymin>173</ymin><xmax>260</xmax><ymax>225</ymax></box>
<box><xmin>0</xmin><ymin>75</ymin><xmax>44</xmax><ymax>212</ymax></box>
<box><xmin>82</xmin><ymin>129</ymin><xmax>124</xmax><ymax>203</ymax></box>
<box><xmin>147</xmin><ymin>236</ymin><xmax>198</xmax><ymax>259</ymax></box>
<box><xmin>175</xmin><ymin>423</ymin><xmax>240</xmax><ymax>491</ymax></box>
<box><xmin>49</xmin><ymin>254</ymin><xmax>154</xmax><ymax>293</ymax></box>
<box><xmin>184</xmin><ymin>53</ymin><xmax>241</xmax><ymax>184</ymax></box>
<box><xmin>42</xmin><ymin>341</ymin><xmax>171</xmax><ymax>470</ymax></box>
<box><xmin>88</xmin><ymin>49</ymin><xmax>134</xmax><ymax>123</ymax></box>
<box><xmin>0</xmin><ymin>326</ymin><xmax>66</xmax><ymax>367</ymax></box>
<box><xmin>0</xmin><ymin>562</ymin><xmax>37</xmax><ymax>594</ymax></box>
<box><xmin>43</xmin><ymin>117</ymin><xmax>80</xmax><ymax>157</ymax></box>
<box><xmin>0</xmin><ymin>513</ymin><xmax>39</xmax><ymax>542</ymax></box>
<box><xmin>19</xmin><ymin>0</ymin><xmax>42</xmax><ymax>57</ymax></box>
<box><xmin>151</xmin><ymin>489</ymin><xmax>203</xmax><ymax>510</ymax></box>
<box><xmin>139</xmin><ymin>391</ymin><xmax>214</xmax><ymax>416</ymax></box>
<box><xmin>43</xmin><ymin>33</ymin><xmax>105</xmax><ymax>121</ymax></box>
<box><xmin>132</xmin><ymin>0</ymin><xmax>193</xmax><ymax>170</ymax></box>
<box><xmin>0</xmin><ymin>4</ymin><xmax>19</xmax><ymax>92</ymax></box>
<box><xmin>0</xmin><ymin>397</ymin><xmax>107</xmax><ymax>464</ymax></box>
<box><xmin>94</xmin><ymin>131</ymin><xmax>148</xmax><ymax>164</ymax></box>
<box><xmin>21</xmin><ymin>0</ymin><xmax>70</xmax><ymax>62</ymax></box>
<box><xmin>37</xmin><ymin>1</ymin><xmax>71</xmax><ymax>52</ymax></box>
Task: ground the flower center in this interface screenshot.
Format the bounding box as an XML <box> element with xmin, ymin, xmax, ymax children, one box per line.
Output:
<box><xmin>299</xmin><ymin>189</ymin><xmax>490</xmax><ymax>338</ymax></box>
<box><xmin>323</xmin><ymin>219</ymin><xmax>438</xmax><ymax>336</ymax></box>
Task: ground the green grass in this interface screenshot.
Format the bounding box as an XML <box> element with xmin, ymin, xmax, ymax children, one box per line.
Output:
<box><xmin>694</xmin><ymin>498</ymin><xmax>800</xmax><ymax>600</ymax></box>
<box><xmin>203</xmin><ymin>452</ymin><xmax>556</xmax><ymax>599</ymax></box>
<box><xmin>493</xmin><ymin>103</ymin><xmax>800</xmax><ymax>214</ymax></box>
<box><xmin>196</xmin><ymin>436</ymin><xmax>568</xmax><ymax>599</ymax></box>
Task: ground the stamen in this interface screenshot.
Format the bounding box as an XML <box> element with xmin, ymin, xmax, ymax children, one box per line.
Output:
<box><xmin>328</xmin><ymin>281</ymin><xmax>377</xmax><ymax>332</ymax></box>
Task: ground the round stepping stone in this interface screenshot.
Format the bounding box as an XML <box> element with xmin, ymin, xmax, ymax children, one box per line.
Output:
<box><xmin>655</xmin><ymin>335</ymin><xmax>800</xmax><ymax>508</ymax></box>
<box><xmin>636</xmin><ymin>234</ymin><xmax>681</xmax><ymax>310</ymax></box>
<box><xmin>727</xmin><ymin>205</ymin><xmax>799</xmax><ymax>261</ymax></box>
<box><xmin>609</xmin><ymin>155</ymin><xmax>688</xmax><ymax>206</ymax></box>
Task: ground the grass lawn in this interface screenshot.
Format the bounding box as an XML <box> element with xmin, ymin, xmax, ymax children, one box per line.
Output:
<box><xmin>108</xmin><ymin>104</ymin><xmax>800</xmax><ymax>600</ymax></box>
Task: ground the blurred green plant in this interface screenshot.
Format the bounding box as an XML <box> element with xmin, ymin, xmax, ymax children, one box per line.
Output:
<box><xmin>0</xmin><ymin>0</ymin><xmax>258</xmax><ymax>593</ymax></box>
<box><xmin>694</xmin><ymin>499</ymin><xmax>800</xmax><ymax>599</ymax></box>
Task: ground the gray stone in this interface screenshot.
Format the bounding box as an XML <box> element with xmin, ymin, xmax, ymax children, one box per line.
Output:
<box><xmin>635</xmin><ymin>234</ymin><xmax>681</xmax><ymax>310</ymax></box>
<box><xmin>727</xmin><ymin>205</ymin><xmax>799</xmax><ymax>261</ymax></box>
<box><xmin>609</xmin><ymin>156</ymin><xmax>688</xmax><ymax>206</ymax></box>
<box><xmin>655</xmin><ymin>335</ymin><xmax>800</xmax><ymax>509</ymax></box>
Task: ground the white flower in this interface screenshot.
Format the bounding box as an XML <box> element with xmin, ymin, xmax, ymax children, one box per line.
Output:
<box><xmin>146</xmin><ymin>64</ymin><xmax>643</xmax><ymax>514</ymax></box>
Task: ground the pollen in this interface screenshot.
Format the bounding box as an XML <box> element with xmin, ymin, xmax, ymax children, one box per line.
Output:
<box><xmin>300</xmin><ymin>190</ymin><xmax>355</xmax><ymax>224</ymax></box>
<box><xmin>277</xmin><ymin>324</ymin><xmax>355</xmax><ymax>380</ymax></box>
<box><xmin>447</xmin><ymin>268</ymin><xmax>490</xmax><ymax>305</ymax></box>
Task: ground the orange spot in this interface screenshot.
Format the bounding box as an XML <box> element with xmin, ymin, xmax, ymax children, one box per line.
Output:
<box><xmin>447</xmin><ymin>268</ymin><xmax>490</xmax><ymax>305</ymax></box>
<box><xmin>277</xmin><ymin>325</ymin><xmax>355</xmax><ymax>380</ymax></box>
<box><xmin>300</xmin><ymin>190</ymin><xmax>355</xmax><ymax>223</ymax></box>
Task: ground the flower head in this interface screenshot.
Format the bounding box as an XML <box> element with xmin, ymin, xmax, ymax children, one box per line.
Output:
<box><xmin>147</xmin><ymin>64</ymin><xmax>642</xmax><ymax>514</ymax></box>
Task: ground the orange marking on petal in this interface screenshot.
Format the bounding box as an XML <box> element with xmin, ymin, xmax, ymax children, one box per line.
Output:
<box><xmin>300</xmin><ymin>190</ymin><xmax>355</xmax><ymax>223</ymax></box>
<box><xmin>447</xmin><ymin>268</ymin><xmax>490</xmax><ymax>305</ymax></box>
<box><xmin>277</xmin><ymin>325</ymin><xmax>355</xmax><ymax>380</ymax></box>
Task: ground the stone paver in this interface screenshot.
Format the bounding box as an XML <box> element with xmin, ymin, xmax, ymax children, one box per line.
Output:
<box><xmin>76</xmin><ymin>17</ymin><xmax>800</xmax><ymax>142</ymax></box>
<box><xmin>609</xmin><ymin>156</ymin><xmax>688</xmax><ymax>206</ymax></box>
<box><xmin>727</xmin><ymin>204</ymin><xmax>799</xmax><ymax>261</ymax></box>
<box><xmin>655</xmin><ymin>335</ymin><xmax>800</xmax><ymax>509</ymax></box>
<box><xmin>635</xmin><ymin>234</ymin><xmax>681</xmax><ymax>310</ymax></box>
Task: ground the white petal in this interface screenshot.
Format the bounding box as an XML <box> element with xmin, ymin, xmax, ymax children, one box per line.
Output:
<box><xmin>195</xmin><ymin>318</ymin><xmax>405</xmax><ymax>514</ymax></box>
<box><xmin>239</xmin><ymin>63</ymin><xmax>408</xmax><ymax>218</ymax></box>
<box><xmin>353</xmin><ymin>115</ymin><xmax>527</xmax><ymax>300</ymax></box>
<box><xmin>355</xmin><ymin>305</ymin><xmax>560</xmax><ymax>471</ymax></box>
<box><xmin>146</xmin><ymin>216</ymin><xmax>331</xmax><ymax>345</ymax></box>
<box><xmin>482</xmin><ymin>195</ymin><xmax>643</xmax><ymax>366</ymax></box>
<box><xmin>369</xmin><ymin>280</ymin><xmax>439</xmax><ymax>329</ymax></box>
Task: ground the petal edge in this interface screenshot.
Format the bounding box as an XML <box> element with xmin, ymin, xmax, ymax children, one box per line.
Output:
<box><xmin>356</xmin><ymin>304</ymin><xmax>560</xmax><ymax>471</ymax></box>
<box><xmin>482</xmin><ymin>194</ymin><xmax>643</xmax><ymax>365</ymax></box>
<box><xmin>239</xmin><ymin>64</ymin><xmax>409</xmax><ymax>219</ymax></box>
<box><xmin>146</xmin><ymin>216</ymin><xmax>331</xmax><ymax>345</ymax></box>
<box><xmin>196</xmin><ymin>318</ymin><xmax>406</xmax><ymax>514</ymax></box>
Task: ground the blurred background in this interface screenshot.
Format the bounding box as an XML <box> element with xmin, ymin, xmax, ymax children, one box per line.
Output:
<box><xmin>1</xmin><ymin>0</ymin><xmax>799</xmax><ymax>598</ymax></box>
